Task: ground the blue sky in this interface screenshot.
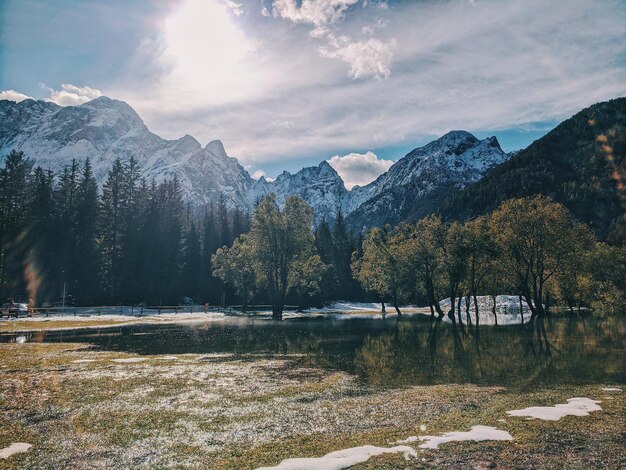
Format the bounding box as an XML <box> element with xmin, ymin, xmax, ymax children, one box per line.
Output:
<box><xmin>1</xmin><ymin>0</ymin><xmax>625</xmax><ymax>184</ymax></box>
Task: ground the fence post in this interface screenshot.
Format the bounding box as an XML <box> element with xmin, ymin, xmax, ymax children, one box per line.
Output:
<box><xmin>74</xmin><ymin>307</ymin><xmax>76</xmax><ymax>317</ymax></box>
<box><xmin>175</xmin><ymin>307</ymin><xmax>178</xmax><ymax>315</ymax></box>
<box><xmin>140</xmin><ymin>306</ymin><xmax>143</xmax><ymax>316</ymax></box>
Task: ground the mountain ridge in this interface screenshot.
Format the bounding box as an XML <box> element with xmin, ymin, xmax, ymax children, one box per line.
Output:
<box><xmin>1</xmin><ymin>96</ymin><xmax>510</xmax><ymax>227</ymax></box>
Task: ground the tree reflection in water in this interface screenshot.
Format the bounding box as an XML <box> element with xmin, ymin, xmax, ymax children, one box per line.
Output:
<box><xmin>353</xmin><ymin>316</ymin><xmax>624</xmax><ymax>390</ymax></box>
<box><xmin>3</xmin><ymin>315</ymin><xmax>623</xmax><ymax>390</ymax></box>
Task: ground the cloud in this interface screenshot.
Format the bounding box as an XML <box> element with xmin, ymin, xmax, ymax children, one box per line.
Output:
<box><xmin>0</xmin><ymin>90</ymin><xmax>33</xmax><ymax>102</ymax></box>
<box><xmin>327</xmin><ymin>151</ymin><xmax>393</xmax><ymax>189</ymax></box>
<box><xmin>41</xmin><ymin>83</ymin><xmax>102</xmax><ymax>106</ymax></box>
<box><xmin>102</xmin><ymin>0</ymin><xmax>626</xmax><ymax>170</ymax></box>
<box><xmin>223</xmin><ymin>0</ymin><xmax>244</xmax><ymax>16</ymax></box>
<box><xmin>272</xmin><ymin>0</ymin><xmax>359</xmax><ymax>26</ymax></box>
<box><xmin>251</xmin><ymin>169</ymin><xmax>267</xmax><ymax>180</ymax></box>
<box><xmin>271</xmin><ymin>0</ymin><xmax>395</xmax><ymax>80</ymax></box>
<box><xmin>320</xmin><ymin>36</ymin><xmax>396</xmax><ymax>79</ymax></box>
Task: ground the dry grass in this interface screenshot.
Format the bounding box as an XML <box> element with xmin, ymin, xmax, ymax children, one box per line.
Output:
<box><xmin>0</xmin><ymin>342</ymin><xmax>623</xmax><ymax>469</ymax></box>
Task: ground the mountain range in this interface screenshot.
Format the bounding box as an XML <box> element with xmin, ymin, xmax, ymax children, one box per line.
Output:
<box><xmin>437</xmin><ymin>97</ymin><xmax>625</xmax><ymax>243</ymax></box>
<box><xmin>0</xmin><ymin>96</ymin><xmax>509</xmax><ymax>229</ymax></box>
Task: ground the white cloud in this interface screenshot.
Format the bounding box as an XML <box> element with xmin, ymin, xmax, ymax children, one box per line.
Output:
<box><xmin>41</xmin><ymin>83</ymin><xmax>102</xmax><ymax>106</ymax></box>
<box><xmin>272</xmin><ymin>0</ymin><xmax>359</xmax><ymax>26</ymax></box>
<box><xmin>327</xmin><ymin>151</ymin><xmax>393</xmax><ymax>189</ymax></box>
<box><xmin>0</xmin><ymin>90</ymin><xmax>33</xmax><ymax>102</ymax></box>
<box><xmin>319</xmin><ymin>36</ymin><xmax>396</xmax><ymax>79</ymax></box>
<box><xmin>251</xmin><ymin>169</ymin><xmax>267</xmax><ymax>180</ymax></box>
<box><xmin>110</xmin><ymin>0</ymin><xmax>626</xmax><ymax>168</ymax></box>
<box><xmin>223</xmin><ymin>0</ymin><xmax>243</xmax><ymax>16</ymax></box>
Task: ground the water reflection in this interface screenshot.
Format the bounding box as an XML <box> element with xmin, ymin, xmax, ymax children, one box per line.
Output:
<box><xmin>1</xmin><ymin>316</ymin><xmax>623</xmax><ymax>390</ymax></box>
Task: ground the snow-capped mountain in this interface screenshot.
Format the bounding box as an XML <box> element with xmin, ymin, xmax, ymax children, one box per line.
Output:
<box><xmin>251</xmin><ymin>161</ymin><xmax>349</xmax><ymax>225</ymax></box>
<box><xmin>0</xmin><ymin>96</ymin><xmax>252</xmax><ymax>208</ymax></box>
<box><xmin>345</xmin><ymin>131</ymin><xmax>509</xmax><ymax>231</ymax></box>
<box><xmin>0</xmin><ymin>97</ymin><xmax>508</xmax><ymax>230</ymax></box>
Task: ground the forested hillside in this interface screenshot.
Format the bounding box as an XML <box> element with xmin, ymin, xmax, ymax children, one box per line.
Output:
<box><xmin>436</xmin><ymin>98</ymin><xmax>626</xmax><ymax>243</ymax></box>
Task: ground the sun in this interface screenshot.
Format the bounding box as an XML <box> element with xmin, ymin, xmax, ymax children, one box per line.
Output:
<box><xmin>162</xmin><ymin>0</ymin><xmax>257</xmax><ymax>104</ymax></box>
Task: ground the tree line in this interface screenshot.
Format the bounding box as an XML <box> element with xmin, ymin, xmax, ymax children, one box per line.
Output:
<box><xmin>0</xmin><ymin>151</ymin><xmax>362</xmax><ymax>307</ymax></box>
<box><xmin>1</xmin><ymin>150</ymin><xmax>623</xmax><ymax>316</ymax></box>
<box><xmin>216</xmin><ymin>194</ymin><xmax>625</xmax><ymax>321</ymax></box>
<box><xmin>0</xmin><ymin>150</ymin><xmax>251</xmax><ymax>306</ymax></box>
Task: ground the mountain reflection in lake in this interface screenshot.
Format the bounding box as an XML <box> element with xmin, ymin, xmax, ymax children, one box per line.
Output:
<box><xmin>2</xmin><ymin>316</ymin><xmax>623</xmax><ymax>390</ymax></box>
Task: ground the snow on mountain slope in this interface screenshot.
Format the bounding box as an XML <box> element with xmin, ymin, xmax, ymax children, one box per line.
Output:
<box><xmin>0</xmin><ymin>97</ymin><xmax>508</xmax><ymax>228</ymax></box>
<box><xmin>0</xmin><ymin>97</ymin><xmax>253</xmax><ymax>208</ymax></box>
<box><xmin>251</xmin><ymin>161</ymin><xmax>348</xmax><ymax>225</ymax></box>
<box><xmin>344</xmin><ymin>131</ymin><xmax>509</xmax><ymax>231</ymax></box>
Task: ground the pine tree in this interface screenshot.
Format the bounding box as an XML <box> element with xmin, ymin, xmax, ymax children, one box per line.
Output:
<box><xmin>182</xmin><ymin>222</ymin><xmax>202</xmax><ymax>301</ymax></box>
<box><xmin>26</xmin><ymin>166</ymin><xmax>55</xmax><ymax>304</ymax></box>
<box><xmin>99</xmin><ymin>158</ymin><xmax>125</xmax><ymax>300</ymax></box>
<box><xmin>0</xmin><ymin>150</ymin><xmax>33</xmax><ymax>301</ymax></box>
<box><xmin>74</xmin><ymin>159</ymin><xmax>100</xmax><ymax>305</ymax></box>
<box><xmin>201</xmin><ymin>204</ymin><xmax>220</xmax><ymax>303</ymax></box>
<box><xmin>314</xmin><ymin>220</ymin><xmax>336</xmax><ymax>302</ymax></box>
<box><xmin>217</xmin><ymin>194</ymin><xmax>231</xmax><ymax>247</ymax></box>
<box><xmin>333</xmin><ymin>211</ymin><xmax>353</xmax><ymax>299</ymax></box>
<box><xmin>54</xmin><ymin>159</ymin><xmax>80</xmax><ymax>302</ymax></box>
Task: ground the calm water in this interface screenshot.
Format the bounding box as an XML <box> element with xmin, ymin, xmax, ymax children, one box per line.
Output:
<box><xmin>2</xmin><ymin>315</ymin><xmax>624</xmax><ymax>390</ymax></box>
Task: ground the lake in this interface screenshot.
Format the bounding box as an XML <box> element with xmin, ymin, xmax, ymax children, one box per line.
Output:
<box><xmin>2</xmin><ymin>314</ymin><xmax>623</xmax><ymax>390</ymax></box>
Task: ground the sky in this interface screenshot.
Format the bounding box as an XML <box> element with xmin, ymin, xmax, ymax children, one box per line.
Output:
<box><xmin>1</xmin><ymin>0</ymin><xmax>626</xmax><ymax>185</ymax></box>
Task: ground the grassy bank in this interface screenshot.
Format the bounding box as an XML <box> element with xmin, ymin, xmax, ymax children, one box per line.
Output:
<box><xmin>0</xmin><ymin>342</ymin><xmax>623</xmax><ymax>469</ymax></box>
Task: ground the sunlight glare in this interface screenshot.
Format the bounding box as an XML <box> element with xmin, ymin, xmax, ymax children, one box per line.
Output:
<box><xmin>162</xmin><ymin>0</ymin><xmax>257</xmax><ymax>103</ymax></box>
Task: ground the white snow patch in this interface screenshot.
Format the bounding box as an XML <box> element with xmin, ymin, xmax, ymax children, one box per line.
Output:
<box><xmin>507</xmin><ymin>397</ymin><xmax>602</xmax><ymax>421</ymax></box>
<box><xmin>72</xmin><ymin>359</ymin><xmax>96</xmax><ymax>363</ymax></box>
<box><xmin>439</xmin><ymin>295</ymin><xmax>535</xmax><ymax>326</ymax></box>
<box><xmin>255</xmin><ymin>444</ymin><xmax>417</xmax><ymax>470</ymax></box>
<box><xmin>0</xmin><ymin>443</ymin><xmax>32</xmax><ymax>459</ymax></box>
<box><xmin>157</xmin><ymin>356</ymin><xmax>179</xmax><ymax>361</ymax></box>
<box><xmin>601</xmin><ymin>387</ymin><xmax>621</xmax><ymax>392</ymax></box>
<box><xmin>111</xmin><ymin>358</ymin><xmax>148</xmax><ymax>363</ymax></box>
<box><xmin>396</xmin><ymin>425</ymin><xmax>512</xmax><ymax>449</ymax></box>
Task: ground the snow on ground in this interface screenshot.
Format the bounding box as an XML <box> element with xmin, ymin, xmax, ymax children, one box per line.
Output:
<box><xmin>72</xmin><ymin>359</ymin><xmax>96</xmax><ymax>363</ymax></box>
<box><xmin>439</xmin><ymin>295</ymin><xmax>535</xmax><ymax>326</ymax></box>
<box><xmin>111</xmin><ymin>358</ymin><xmax>148</xmax><ymax>363</ymax></box>
<box><xmin>601</xmin><ymin>387</ymin><xmax>621</xmax><ymax>392</ymax></box>
<box><xmin>255</xmin><ymin>444</ymin><xmax>417</xmax><ymax>470</ymax></box>
<box><xmin>507</xmin><ymin>398</ymin><xmax>602</xmax><ymax>421</ymax></box>
<box><xmin>0</xmin><ymin>443</ymin><xmax>32</xmax><ymax>459</ymax></box>
<box><xmin>395</xmin><ymin>425</ymin><xmax>513</xmax><ymax>449</ymax></box>
<box><xmin>1</xmin><ymin>310</ymin><xmax>226</xmax><ymax>328</ymax></box>
<box><xmin>317</xmin><ymin>302</ymin><xmax>386</xmax><ymax>312</ymax></box>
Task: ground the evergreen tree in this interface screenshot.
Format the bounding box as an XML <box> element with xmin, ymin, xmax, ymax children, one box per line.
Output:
<box><xmin>201</xmin><ymin>205</ymin><xmax>220</xmax><ymax>303</ymax></box>
<box><xmin>74</xmin><ymin>159</ymin><xmax>100</xmax><ymax>305</ymax></box>
<box><xmin>182</xmin><ymin>222</ymin><xmax>202</xmax><ymax>301</ymax></box>
<box><xmin>332</xmin><ymin>212</ymin><xmax>352</xmax><ymax>295</ymax></box>
<box><xmin>0</xmin><ymin>151</ymin><xmax>33</xmax><ymax>300</ymax></box>
<box><xmin>314</xmin><ymin>220</ymin><xmax>336</xmax><ymax>302</ymax></box>
<box><xmin>55</xmin><ymin>160</ymin><xmax>81</xmax><ymax>300</ymax></box>
<box><xmin>217</xmin><ymin>194</ymin><xmax>231</xmax><ymax>248</ymax></box>
<box><xmin>26</xmin><ymin>166</ymin><xmax>55</xmax><ymax>304</ymax></box>
<box><xmin>99</xmin><ymin>158</ymin><xmax>126</xmax><ymax>300</ymax></box>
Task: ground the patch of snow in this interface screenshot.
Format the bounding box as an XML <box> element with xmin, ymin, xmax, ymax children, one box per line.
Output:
<box><xmin>601</xmin><ymin>387</ymin><xmax>621</xmax><ymax>391</ymax></box>
<box><xmin>507</xmin><ymin>397</ymin><xmax>602</xmax><ymax>421</ymax></box>
<box><xmin>72</xmin><ymin>359</ymin><xmax>96</xmax><ymax>363</ymax></box>
<box><xmin>395</xmin><ymin>425</ymin><xmax>512</xmax><ymax>449</ymax></box>
<box><xmin>439</xmin><ymin>295</ymin><xmax>535</xmax><ymax>326</ymax></box>
<box><xmin>255</xmin><ymin>444</ymin><xmax>417</xmax><ymax>470</ymax></box>
<box><xmin>0</xmin><ymin>443</ymin><xmax>32</xmax><ymax>459</ymax></box>
<box><xmin>111</xmin><ymin>358</ymin><xmax>148</xmax><ymax>363</ymax></box>
<box><xmin>157</xmin><ymin>356</ymin><xmax>179</xmax><ymax>361</ymax></box>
